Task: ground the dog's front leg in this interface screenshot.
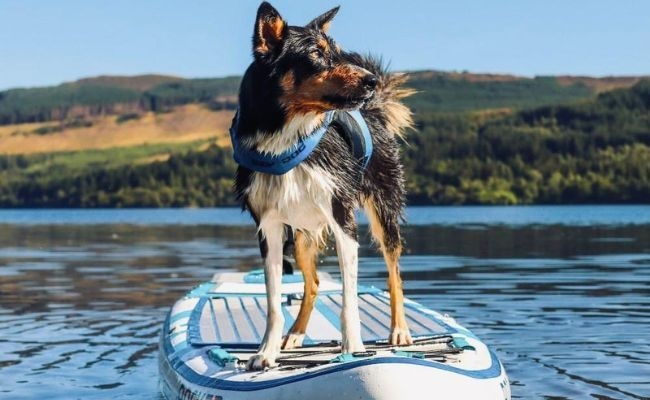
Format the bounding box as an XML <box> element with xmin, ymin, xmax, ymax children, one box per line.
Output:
<box><xmin>332</xmin><ymin>224</ymin><xmax>365</xmax><ymax>354</ymax></box>
<box><xmin>247</xmin><ymin>220</ymin><xmax>285</xmax><ymax>370</ymax></box>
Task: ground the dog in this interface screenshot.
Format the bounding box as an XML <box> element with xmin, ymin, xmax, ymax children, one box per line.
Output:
<box><xmin>231</xmin><ymin>2</ymin><xmax>415</xmax><ymax>370</ymax></box>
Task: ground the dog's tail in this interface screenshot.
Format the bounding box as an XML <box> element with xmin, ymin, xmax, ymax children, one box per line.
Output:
<box><xmin>374</xmin><ymin>71</ymin><xmax>416</xmax><ymax>139</ymax></box>
<box><xmin>350</xmin><ymin>54</ymin><xmax>416</xmax><ymax>139</ymax></box>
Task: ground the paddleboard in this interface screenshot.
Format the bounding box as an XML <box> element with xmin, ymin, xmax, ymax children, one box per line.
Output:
<box><xmin>159</xmin><ymin>270</ymin><xmax>511</xmax><ymax>400</ymax></box>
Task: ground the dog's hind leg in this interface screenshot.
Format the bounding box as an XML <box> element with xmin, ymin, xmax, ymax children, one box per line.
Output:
<box><xmin>364</xmin><ymin>197</ymin><xmax>413</xmax><ymax>345</ymax></box>
<box><xmin>247</xmin><ymin>215</ymin><xmax>286</xmax><ymax>370</ymax></box>
<box><xmin>282</xmin><ymin>230</ymin><xmax>321</xmax><ymax>349</ymax></box>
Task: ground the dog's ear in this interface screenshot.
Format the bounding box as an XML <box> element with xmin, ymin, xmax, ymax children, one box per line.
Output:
<box><xmin>253</xmin><ymin>2</ymin><xmax>287</xmax><ymax>59</ymax></box>
<box><xmin>307</xmin><ymin>6</ymin><xmax>340</xmax><ymax>33</ymax></box>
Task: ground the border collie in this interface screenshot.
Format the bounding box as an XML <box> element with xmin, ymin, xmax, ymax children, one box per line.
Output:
<box><xmin>231</xmin><ymin>2</ymin><xmax>415</xmax><ymax>370</ymax></box>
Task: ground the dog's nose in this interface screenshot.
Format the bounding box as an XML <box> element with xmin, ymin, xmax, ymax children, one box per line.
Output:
<box><xmin>362</xmin><ymin>74</ymin><xmax>378</xmax><ymax>90</ymax></box>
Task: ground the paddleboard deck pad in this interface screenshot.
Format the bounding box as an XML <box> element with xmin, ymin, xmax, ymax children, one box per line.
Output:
<box><xmin>159</xmin><ymin>270</ymin><xmax>511</xmax><ymax>400</ymax></box>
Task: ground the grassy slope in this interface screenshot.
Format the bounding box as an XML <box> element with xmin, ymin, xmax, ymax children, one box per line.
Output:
<box><xmin>0</xmin><ymin>104</ymin><xmax>233</xmax><ymax>155</ymax></box>
<box><xmin>4</xmin><ymin>140</ymin><xmax>211</xmax><ymax>181</ymax></box>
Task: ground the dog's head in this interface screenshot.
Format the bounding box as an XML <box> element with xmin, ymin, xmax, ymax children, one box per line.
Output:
<box><xmin>252</xmin><ymin>2</ymin><xmax>378</xmax><ymax>118</ymax></box>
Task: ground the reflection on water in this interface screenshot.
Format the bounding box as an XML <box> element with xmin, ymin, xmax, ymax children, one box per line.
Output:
<box><xmin>1</xmin><ymin>213</ymin><xmax>650</xmax><ymax>399</ymax></box>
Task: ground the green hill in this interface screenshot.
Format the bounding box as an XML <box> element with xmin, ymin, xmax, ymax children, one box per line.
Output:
<box><xmin>0</xmin><ymin>84</ymin><xmax>141</xmax><ymax>125</ymax></box>
<box><xmin>406</xmin><ymin>72</ymin><xmax>594</xmax><ymax>113</ymax></box>
<box><xmin>1</xmin><ymin>71</ymin><xmax>648</xmax><ymax>206</ymax></box>
<box><xmin>404</xmin><ymin>79</ymin><xmax>650</xmax><ymax>204</ymax></box>
<box><xmin>1</xmin><ymin>72</ymin><xmax>642</xmax><ymax>126</ymax></box>
<box><xmin>0</xmin><ymin>75</ymin><xmax>240</xmax><ymax>125</ymax></box>
<box><xmin>1</xmin><ymin>79</ymin><xmax>649</xmax><ymax>207</ymax></box>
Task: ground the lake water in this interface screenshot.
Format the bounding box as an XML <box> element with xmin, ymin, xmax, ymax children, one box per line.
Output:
<box><xmin>1</xmin><ymin>206</ymin><xmax>649</xmax><ymax>399</ymax></box>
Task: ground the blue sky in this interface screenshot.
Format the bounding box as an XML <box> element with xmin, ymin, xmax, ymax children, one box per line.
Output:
<box><xmin>1</xmin><ymin>0</ymin><xmax>648</xmax><ymax>90</ymax></box>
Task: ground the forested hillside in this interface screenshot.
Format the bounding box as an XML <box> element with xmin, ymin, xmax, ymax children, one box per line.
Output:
<box><xmin>0</xmin><ymin>143</ymin><xmax>237</xmax><ymax>207</ymax></box>
<box><xmin>406</xmin><ymin>73</ymin><xmax>593</xmax><ymax>113</ymax></box>
<box><xmin>3</xmin><ymin>72</ymin><xmax>640</xmax><ymax>126</ymax></box>
<box><xmin>1</xmin><ymin>78</ymin><xmax>648</xmax><ymax>207</ymax></box>
<box><xmin>405</xmin><ymin>79</ymin><xmax>650</xmax><ymax>204</ymax></box>
<box><xmin>0</xmin><ymin>75</ymin><xmax>240</xmax><ymax>125</ymax></box>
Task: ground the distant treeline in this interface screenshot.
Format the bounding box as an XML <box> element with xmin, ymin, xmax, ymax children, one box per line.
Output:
<box><xmin>405</xmin><ymin>79</ymin><xmax>650</xmax><ymax>204</ymax></box>
<box><xmin>405</xmin><ymin>74</ymin><xmax>593</xmax><ymax>114</ymax></box>
<box><xmin>0</xmin><ymin>73</ymin><xmax>601</xmax><ymax>126</ymax></box>
<box><xmin>0</xmin><ymin>146</ymin><xmax>238</xmax><ymax>207</ymax></box>
<box><xmin>1</xmin><ymin>80</ymin><xmax>649</xmax><ymax>207</ymax></box>
<box><xmin>0</xmin><ymin>77</ymin><xmax>241</xmax><ymax>125</ymax></box>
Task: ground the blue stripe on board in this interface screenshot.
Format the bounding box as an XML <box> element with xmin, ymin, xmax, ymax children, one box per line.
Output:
<box><xmin>208</xmin><ymin>298</ymin><xmax>222</xmax><ymax>343</ymax></box>
<box><xmin>239</xmin><ymin>297</ymin><xmax>262</xmax><ymax>342</ymax></box>
<box><xmin>186</xmin><ymin>297</ymin><xmax>207</xmax><ymax>345</ymax></box>
<box><xmin>252</xmin><ymin>297</ymin><xmax>269</xmax><ymax>340</ymax></box>
<box><xmin>314</xmin><ymin>296</ymin><xmax>341</xmax><ymax>332</ymax></box>
<box><xmin>223</xmin><ymin>298</ymin><xmax>242</xmax><ymax>342</ymax></box>
<box><xmin>326</xmin><ymin>294</ymin><xmax>376</xmax><ymax>340</ymax></box>
<box><xmin>281</xmin><ymin>301</ymin><xmax>294</xmax><ymax>335</ymax></box>
<box><xmin>373</xmin><ymin>294</ymin><xmax>441</xmax><ymax>334</ymax></box>
<box><xmin>357</xmin><ymin>295</ymin><xmax>391</xmax><ymax>337</ymax></box>
<box><xmin>372</xmin><ymin>294</ymin><xmax>457</xmax><ymax>334</ymax></box>
<box><xmin>356</xmin><ymin>294</ymin><xmax>397</xmax><ymax>333</ymax></box>
<box><xmin>403</xmin><ymin>300</ymin><xmax>479</xmax><ymax>338</ymax></box>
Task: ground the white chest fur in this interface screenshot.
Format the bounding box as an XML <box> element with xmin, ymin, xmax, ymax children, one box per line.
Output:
<box><xmin>246</xmin><ymin>165</ymin><xmax>338</xmax><ymax>234</ymax></box>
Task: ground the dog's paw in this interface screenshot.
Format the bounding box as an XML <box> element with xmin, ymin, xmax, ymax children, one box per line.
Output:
<box><xmin>389</xmin><ymin>327</ymin><xmax>413</xmax><ymax>346</ymax></box>
<box><xmin>246</xmin><ymin>352</ymin><xmax>278</xmax><ymax>371</ymax></box>
<box><xmin>342</xmin><ymin>336</ymin><xmax>366</xmax><ymax>354</ymax></box>
<box><xmin>281</xmin><ymin>332</ymin><xmax>305</xmax><ymax>350</ymax></box>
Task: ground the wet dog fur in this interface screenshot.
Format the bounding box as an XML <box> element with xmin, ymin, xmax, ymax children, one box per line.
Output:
<box><xmin>233</xmin><ymin>2</ymin><xmax>415</xmax><ymax>370</ymax></box>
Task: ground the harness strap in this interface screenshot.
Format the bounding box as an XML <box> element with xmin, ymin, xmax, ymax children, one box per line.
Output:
<box><xmin>331</xmin><ymin>109</ymin><xmax>373</xmax><ymax>170</ymax></box>
<box><xmin>230</xmin><ymin>111</ymin><xmax>335</xmax><ymax>175</ymax></box>
<box><xmin>230</xmin><ymin>109</ymin><xmax>373</xmax><ymax>175</ymax></box>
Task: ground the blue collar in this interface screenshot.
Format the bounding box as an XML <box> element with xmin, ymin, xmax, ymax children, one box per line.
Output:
<box><xmin>230</xmin><ymin>109</ymin><xmax>372</xmax><ymax>175</ymax></box>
